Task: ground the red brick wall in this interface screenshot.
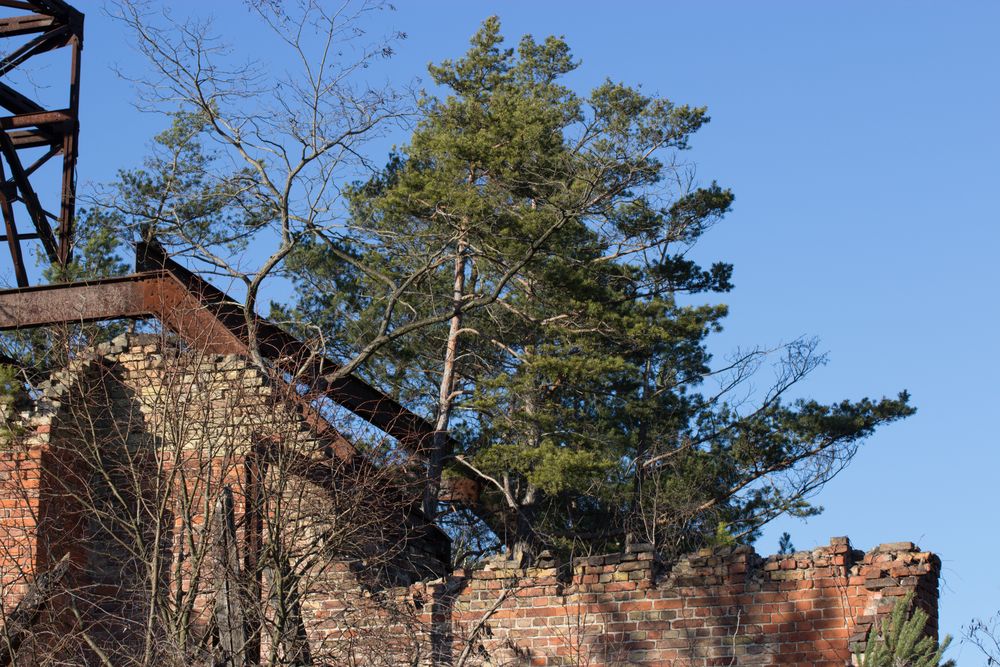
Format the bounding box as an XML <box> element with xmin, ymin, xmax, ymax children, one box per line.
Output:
<box><xmin>0</xmin><ymin>336</ymin><xmax>942</xmax><ymax>665</ymax></box>
<box><xmin>0</xmin><ymin>335</ymin><xmax>450</xmax><ymax>663</ymax></box>
<box><xmin>387</xmin><ymin>539</ymin><xmax>940</xmax><ymax>666</ymax></box>
<box><xmin>0</xmin><ymin>447</ymin><xmax>42</xmax><ymax>595</ymax></box>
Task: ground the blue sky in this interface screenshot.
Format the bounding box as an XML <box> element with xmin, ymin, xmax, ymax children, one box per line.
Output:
<box><xmin>26</xmin><ymin>0</ymin><xmax>999</xmax><ymax>652</ymax></box>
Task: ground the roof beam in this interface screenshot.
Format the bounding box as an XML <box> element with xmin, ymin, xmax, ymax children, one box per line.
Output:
<box><xmin>0</xmin><ymin>274</ymin><xmax>149</xmax><ymax>327</ymax></box>
<box><xmin>0</xmin><ymin>242</ymin><xmax>483</xmax><ymax>504</ymax></box>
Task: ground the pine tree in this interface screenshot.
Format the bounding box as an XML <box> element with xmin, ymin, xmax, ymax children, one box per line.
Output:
<box><xmin>283</xmin><ymin>18</ymin><xmax>915</xmax><ymax>559</ymax></box>
<box><xmin>855</xmin><ymin>592</ymin><xmax>954</xmax><ymax>667</ymax></box>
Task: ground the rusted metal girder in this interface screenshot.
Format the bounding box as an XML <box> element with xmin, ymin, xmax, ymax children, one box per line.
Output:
<box><xmin>0</xmin><ymin>269</ymin><xmax>249</xmax><ymax>348</ymax></box>
<box><xmin>0</xmin><ymin>256</ymin><xmax>419</xmax><ymax>447</ymax></box>
<box><xmin>0</xmin><ymin>0</ymin><xmax>82</xmax><ymax>285</ymax></box>
<box><xmin>134</xmin><ymin>242</ymin><xmax>448</xmax><ymax>457</ymax></box>
<box><xmin>0</xmin><ymin>243</ymin><xmax>481</xmax><ymax>502</ymax></box>
<box><xmin>0</xmin><ymin>273</ymin><xmax>148</xmax><ymax>326</ymax></box>
<box><xmin>0</xmin><ymin>269</ymin><xmax>362</xmax><ymax>469</ymax></box>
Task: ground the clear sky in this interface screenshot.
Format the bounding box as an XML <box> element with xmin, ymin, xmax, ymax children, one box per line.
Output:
<box><xmin>28</xmin><ymin>0</ymin><xmax>1000</xmax><ymax>653</ymax></box>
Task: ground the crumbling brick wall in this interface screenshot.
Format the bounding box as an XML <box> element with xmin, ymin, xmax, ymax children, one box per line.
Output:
<box><xmin>412</xmin><ymin>539</ymin><xmax>942</xmax><ymax>666</ymax></box>
<box><xmin>0</xmin><ymin>335</ymin><xmax>448</xmax><ymax>663</ymax></box>
<box><xmin>0</xmin><ymin>447</ymin><xmax>43</xmax><ymax>597</ymax></box>
<box><xmin>0</xmin><ymin>335</ymin><xmax>941</xmax><ymax>665</ymax></box>
<box><xmin>287</xmin><ymin>537</ymin><xmax>941</xmax><ymax>666</ymax></box>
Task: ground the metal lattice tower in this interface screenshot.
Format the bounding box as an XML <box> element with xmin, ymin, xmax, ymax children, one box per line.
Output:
<box><xmin>0</xmin><ymin>0</ymin><xmax>82</xmax><ymax>286</ymax></box>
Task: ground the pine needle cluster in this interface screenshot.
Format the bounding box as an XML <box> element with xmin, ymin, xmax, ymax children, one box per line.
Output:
<box><xmin>855</xmin><ymin>592</ymin><xmax>954</xmax><ymax>667</ymax></box>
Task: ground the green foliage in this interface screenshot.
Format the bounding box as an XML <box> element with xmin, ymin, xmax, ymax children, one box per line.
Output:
<box><xmin>112</xmin><ymin>110</ymin><xmax>266</xmax><ymax>254</ymax></box>
<box><xmin>708</xmin><ymin>522</ymin><xmax>737</xmax><ymax>548</ymax></box>
<box><xmin>43</xmin><ymin>207</ymin><xmax>130</xmax><ymax>283</ymax></box>
<box><xmin>778</xmin><ymin>532</ymin><xmax>795</xmax><ymax>555</ymax></box>
<box><xmin>0</xmin><ymin>365</ymin><xmax>19</xmax><ymax>397</ymax></box>
<box><xmin>0</xmin><ymin>365</ymin><xmax>25</xmax><ymax>442</ymax></box>
<box><xmin>855</xmin><ymin>592</ymin><xmax>954</xmax><ymax>667</ymax></box>
<box><xmin>279</xmin><ymin>17</ymin><xmax>915</xmax><ymax>559</ymax></box>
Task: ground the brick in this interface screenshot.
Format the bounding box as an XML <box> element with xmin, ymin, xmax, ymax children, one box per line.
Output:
<box><xmin>0</xmin><ymin>337</ymin><xmax>944</xmax><ymax>666</ymax></box>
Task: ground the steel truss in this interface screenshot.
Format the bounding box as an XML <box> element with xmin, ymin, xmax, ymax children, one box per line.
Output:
<box><xmin>0</xmin><ymin>0</ymin><xmax>82</xmax><ymax>286</ymax></box>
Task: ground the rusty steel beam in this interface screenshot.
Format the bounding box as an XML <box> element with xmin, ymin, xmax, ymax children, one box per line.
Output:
<box><xmin>0</xmin><ymin>241</ymin><xmax>481</xmax><ymax>504</ymax></box>
<box><xmin>0</xmin><ymin>159</ymin><xmax>26</xmax><ymax>286</ymax></box>
<box><xmin>0</xmin><ymin>0</ymin><xmax>81</xmax><ymax>282</ymax></box>
<box><xmin>0</xmin><ymin>266</ymin><xmax>420</xmax><ymax>446</ymax></box>
<box><xmin>0</xmin><ymin>13</ymin><xmax>54</xmax><ymax>37</ymax></box>
<box><xmin>135</xmin><ymin>241</ymin><xmax>445</xmax><ymax>456</ymax></box>
<box><xmin>57</xmin><ymin>29</ymin><xmax>79</xmax><ymax>265</ymax></box>
<box><xmin>6</xmin><ymin>129</ymin><xmax>51</xmax><ymax>148</ymax></box>
<box><xmin>0</xmin><ymin>129</ymin><xmax>58</xmax><ymax>262</ymax></box>
<box><xmin>0</xmin><ymin>274</ymin><xmax>149</xmax><ymax>328</ymax></box>
<box><xmin>0</xmin><ymin>271</ymin><xmax>250</xmax><ymax>358</ymax></box>
<box><xmin>0</xmin><ymin>198</ymin><xmax>26</xmax><ymax>287</ymax></box>
<box><xmin>0</xmin><ymin>81</ymin><xmax>44</xmax><ymax>115</ymax></box>
<box><xmin>29</xmin><ymin>0</ymin><xmax>82</xmax><ymax>23</ymax></box>
<box><xmin>0</xmin><ymin>271</ymin><xmax>359</xmax><ymax>460</ymax></box>
<box><xmin>0</xmin><ymin>109</ymin><xmax>72</xmax><ymax>130</ymax></box>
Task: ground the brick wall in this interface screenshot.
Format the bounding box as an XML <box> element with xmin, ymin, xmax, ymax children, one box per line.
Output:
<box><xmin>286</xmin><ymin>536</ymin><xmax>942</xmax><ymax>665</ymax></box>
<box><xmin>0</xmin><ymin>335</ymin><xmax>448</xmax><ymax>663</ymax></box>
<box><xmin>405</xmin><ymin>539</ymin><xmax>942</xmax><ymax>666</ymax></box>
<box><xmin>0</xmin><ymin>335</ymin><xmax>941</xmax><ymax>665</ymax></box>
<box><xmin>0</xmin><ymin>447</ymin><xmax>42</xmax><ymax>596</ymax></box>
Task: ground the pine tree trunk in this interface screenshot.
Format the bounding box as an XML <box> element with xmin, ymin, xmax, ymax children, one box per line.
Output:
<box><xmin>505</xmin><ymin>381</ymin><xmax>545</xmax><ymax>562</ymax></box>
<box><xmin>423</xmin><ymin>234</ymin><xmax>467</xmax><ymax>519</ymax></box>
<box><xmin>630</xmin><ymin>359</ymin><xmax>654</xmax><ymax>546</ymax></box>
<box><xmin>503</xmin><ymin>484</ymin><xmax>547</xmax><ymax>566</ymax></box>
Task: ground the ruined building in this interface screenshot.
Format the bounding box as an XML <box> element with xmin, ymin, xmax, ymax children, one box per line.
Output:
<box><xmin>0</xmin><ymin>1</ymin><xmax>943</xmax><ymax>665</ymax></box>
<box><xmin>0</xmin><ymin>327</ymin><xmax>945</xmax><ymax>664</ymax></box>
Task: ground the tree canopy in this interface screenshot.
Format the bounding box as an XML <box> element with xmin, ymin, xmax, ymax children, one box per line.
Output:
<box><xmin>67</xmin><ymin>11</ymin><xmax>913</xmax><ymax>563</ymax></box>
<box><xmin>277</xmin><ymin>18</ymin><xmax>914</xmax><ymax>560</ymax></box>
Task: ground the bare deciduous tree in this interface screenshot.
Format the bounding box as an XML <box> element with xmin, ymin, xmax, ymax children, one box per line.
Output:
<box><xmin>103</xmin><ymin>0</ymin><xmax>410</xmax><ymax>367</ymax></box>
<box><xmin>0</xmin><ymin>319</ymin><xmax>441</xmax><ymax>666</ymax></box>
